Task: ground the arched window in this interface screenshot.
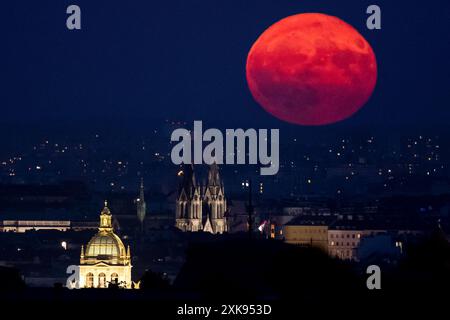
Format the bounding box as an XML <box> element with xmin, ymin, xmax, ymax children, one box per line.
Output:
<box><xmin>98</xmin><ymin>273</ymin><xmax>106</xmax><ymax>288</ymax></box>
<box><xmin>111</xmin><ymin>273</ymin><xmax>119</xmax><ymax>284</ymax></box>
<box><xmin>86</xmin><ymin>273</ymin><xmax>94</xmax><ymax>288</ymax></box>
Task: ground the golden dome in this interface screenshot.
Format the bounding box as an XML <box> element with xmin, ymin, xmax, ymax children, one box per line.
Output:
<box><xmin>80</xmin><ymin>201</ymin><xmax>131</xmax><ymax>266</ymax></box>
<box><xmin>85</xmin><ymin>232</ymin><xmax>125</xmax><ymax>258</ymax></box>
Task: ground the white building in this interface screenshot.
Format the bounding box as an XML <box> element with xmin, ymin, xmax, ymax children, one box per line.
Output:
<box><xmin>77</xmin><ymin>202</ymin><xmax>132</xmax><ymax>288</ymax></box>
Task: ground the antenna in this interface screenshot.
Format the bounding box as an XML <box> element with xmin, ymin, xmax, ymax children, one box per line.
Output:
<box><xmin>246</xmin><ymin>179</ymin><xmax>254</xmax><ymax>239</ymax></box>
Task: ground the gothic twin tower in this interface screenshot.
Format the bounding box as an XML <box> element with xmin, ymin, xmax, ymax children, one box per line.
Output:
<box><xmin>175</xmin><ymin>163</ymin><xmax>228</xmax><ymax>234</ymax></box>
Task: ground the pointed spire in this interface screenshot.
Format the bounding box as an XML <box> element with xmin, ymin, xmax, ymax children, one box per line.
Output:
<box><xmin>137</xmin><ymin>179</ymin><xmax>147</xmax><ymax>224</ymax></box>
<box><xmin>179</xmin><ymin>164</ymin><xmax>197</xmax><ymax>197</ymax></box>
<box><xmin>207</xmin><ymin>162</ymin><xmax>221</xmax><ymax>187</ymax></box>
<box><xmin>126</xmin><ymin>245</ymin><xmax>131</xmax><ymax>258</ymax></box>
<box><xmin>139</xmin><ymin>178</ymin><xmax>145</xmax><ymax>202</ymax></box>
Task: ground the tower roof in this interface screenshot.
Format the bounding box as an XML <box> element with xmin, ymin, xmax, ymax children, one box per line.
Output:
<box><xmin>179</xmin><ymin>164</ymin><xmax>197</xmax><ymax>197</ymax></box>
<box><xmin>139</xmin><ymin>178</ymin><xmax>145</xmax><ymax>201</ymax></box>
<box><xmin>137</xmin><ymin>178</ymin><xmax>147</xmax><ymax>223</ymax></box>
<box><xmin>207</xmin><ymin>162</ymin><xmax>221</xmax><ymax>187</ymax></box>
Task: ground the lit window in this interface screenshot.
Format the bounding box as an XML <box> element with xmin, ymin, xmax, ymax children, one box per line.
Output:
<box><xmin>98</xmin><ymin>273</ymin><xmax>106</xmax><ymax>288</ymax></box>
<box><xmin>111</xmin><ymin>273</ymin><xmax>119</xmax><ymax>284</ymax></box>
<box><xmin>86</xmin><ymin>273</ymin><xmax>94</xmax><ymax>288</ymax></box>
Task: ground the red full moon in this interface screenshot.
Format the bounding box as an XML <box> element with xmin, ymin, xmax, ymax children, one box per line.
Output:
<box><xmin>246</xmin><ymin>13</ymin><xmax>377</xmax><ymax>126</ymax></box>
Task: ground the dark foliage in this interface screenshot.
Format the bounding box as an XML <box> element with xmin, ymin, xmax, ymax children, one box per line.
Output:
<box><xmin>0</xmin><ymin>266</ymin><xmax>25</xmax><ymax>291</ymax></box>
<box><xmin>140</xmin><ymin>269</ymin><xmax>170</xmax><ymax>291</ymax></box>
<box><xmin>174</xmin><ymin>238</ymin><xmax>364</xmax><ymax>301</ymax></box>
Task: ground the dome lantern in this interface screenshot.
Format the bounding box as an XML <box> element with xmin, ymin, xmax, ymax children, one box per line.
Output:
<box><xmin>99</xmin><ymin>200</ymin><xmax>113</xmax><ymax>232</ymax></box>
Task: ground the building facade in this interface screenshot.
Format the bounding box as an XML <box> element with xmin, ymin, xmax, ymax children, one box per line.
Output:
<box><xmin>328</xmin><ymin>229</ymin><xmax>363</xmax><ymax>260</ymax></box>
<box><xmin>175</xmin><ymin>164</ymin><xmax>227</xmax><ymax>234</ymax></box>
<box><xmin>0</xmin><ymin>220</ymin><xmax>71</xmax><ymax>232</ymax></box>
<box><xmin>77</xmin><ymin>202</ymin><xmax>132</xmax><ymax>289</ymax></box>
<box><xmin>283</xmin><ymin>224</ymin><xmax>329</xmax><ymax>251</ymax></box>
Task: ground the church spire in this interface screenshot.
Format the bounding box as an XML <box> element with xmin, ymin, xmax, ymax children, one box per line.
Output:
<box><xmin>139</xmin><ymin>178</ymin><xmax>145</xmax><ymax>202</ymax></box>
<box><xmin>207</xmin><ymin>162</ymin><xmax>221</xmax><ymax>187</ymax></box>
<box><xmin>137</xmin><ymin>178</ymin><xmax>147</xmax><ymax>225</ymax></box>
<box><xmin>179</xmin><ymin>164</ymin><xmax>197</xmax><ymax>195</ymax></box>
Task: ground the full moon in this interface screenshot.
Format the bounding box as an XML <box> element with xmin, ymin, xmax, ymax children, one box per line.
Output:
<box><xmin>246</xmin><ymin>13</ymin><xmax>377</xmax><ymax>126</ymax></box>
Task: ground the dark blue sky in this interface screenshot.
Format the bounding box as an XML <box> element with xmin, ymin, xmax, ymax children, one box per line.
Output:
<box><xmin>1</xmin><ymin>0</ymin><xmax>450</xmax><ymax>134</ymax></box>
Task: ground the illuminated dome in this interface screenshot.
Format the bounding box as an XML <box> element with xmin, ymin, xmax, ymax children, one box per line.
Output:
<box><xmin>85</xmin><ymin>232</ymin><xmax>125</xmax><ymax>260</ymax></box>
<box><xmin>80</xmin><ymin>201</ymin><xmax>131</xmax><ymax>266</ymax></box>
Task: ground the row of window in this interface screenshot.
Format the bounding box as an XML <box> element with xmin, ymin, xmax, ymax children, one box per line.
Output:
<box><xmin>290</xmin><ymin>229</ymin><xmax>327</xmax><ymax>234</ymax></box>
<box><xmin>85</xmin><ymin>272</ymin><xmax>119</xmax><ymax>288</ymax></box>
<box><xmin>329</xmin><ymin>233</ymin><xmax>361</xmax><ymax>239</ymax></box>
<box><xmin>288</xmin><ymin>230</ymin><xmax>362</xmax><ymax>238</ymax></box>
<box><xmin>330</xmin><ymin>241</ymin><xmax>357</xmax><ymax>247</ymax></box>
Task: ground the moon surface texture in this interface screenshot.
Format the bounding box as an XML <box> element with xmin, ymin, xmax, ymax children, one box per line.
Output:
<box><xmin>246</xmin><ymin>13</ymin><xmax>377</xmax><ymax>126</ymax></box>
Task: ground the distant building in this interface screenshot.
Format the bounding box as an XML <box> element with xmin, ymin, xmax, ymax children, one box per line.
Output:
<box><xmin>175</xmin><ymin>164</ymin><xmax>203</xmax><ymax>232</ymax></box>
<box><xmin>0</xmin><ymin>219</ymin><xmax>97</xmax><ymax>233</ymax></box>
<box><xmin>175</xmin><ymin>164</ymin><xmax>227</xmax><ymax>234</ymax></box>
<box><xmin>0</xmin><ymin>220</ymin><xmax>71</xmax><ymax>233</ymax></box>
<box><xmin>328</xmin><ymin>229</ymin><xmax>363</xmax><ymax>260</ymax></box>
<box><xmin>327</xmin><ymin>215</ymin><xmax>365</xmax><ymax>260</ymax></box>
<box><xmin>282</xmin><ymin>215</ymin><xmax>330</xmax><ymax>252</ymax></box>
<box><xmin>283</xmin><ymin>212</ymin><xmax>426</xmax><ymax>261</ymax></box>
<box><xmin>76</xmin><ymin>202</ymin><xmax>132</xmax><ymax>289</ymax></box>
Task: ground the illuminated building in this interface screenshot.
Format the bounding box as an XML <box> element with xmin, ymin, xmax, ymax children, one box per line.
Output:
<box><xmin>175</xmin><ymin>163</ymin><xmax>227</xmax><ymax>234</ymax></box>
<box><xmin>175</xmin><ymin>164</ymin><xmax>203</xmax><ymax>232</ymax></box>
<box><xmin>77</xmin><ymin>201</ymin><xmax>132</xmax><ymax>288</ymax></box>
<box><xmin>282</xmin><ymin>216</ymin><xmax>330</xmax><ymax>252</ymax></box>
<box><xmin>327</xmin><ymin>215</ymin><xmax>365</xmax><ymax>260</ymax></box>
<box><xmin>0</xmin><ymin>220</ymin><xmax>71</xmax><ymax>232</ymax></box>
<box><xmin>328</xmin><ymin>229</ymin><xmax>363</xmax><ymax>260</ymax></box>
<box><xmin>0</xmin><ymin>219</ymin><xmax>97</xmax><ymax>232</ymax></box>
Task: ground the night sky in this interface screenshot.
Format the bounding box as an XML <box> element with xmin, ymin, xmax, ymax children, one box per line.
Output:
<box><xmin>1</xmin><ymin>0</ymin><xmax>450</xmax><ymax>135</ymax></box>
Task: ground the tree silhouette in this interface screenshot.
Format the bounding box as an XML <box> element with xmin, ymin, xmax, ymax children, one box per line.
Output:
<box><xmin>0</xmin><ymin>266</ymin><xmax>25</xmax><ymax>291</ymax></box>
<box><xmin>140</xmin><ymin>270</ymin><xmax>170</xmax><ymax>291</ymax></box>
